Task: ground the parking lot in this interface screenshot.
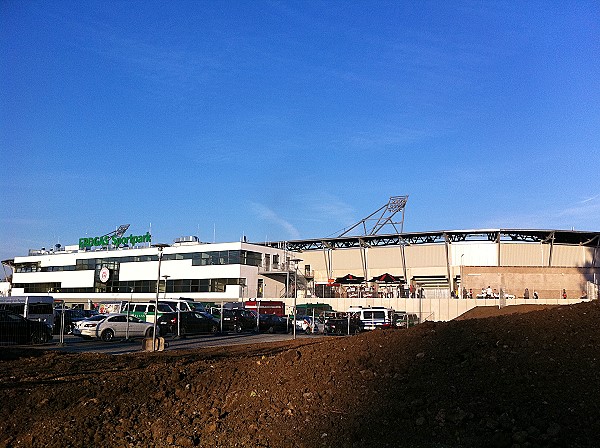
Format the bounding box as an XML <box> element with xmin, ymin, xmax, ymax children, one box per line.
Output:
<box><xmin>44</xmin><ymin>331</ymin><xmax>321</xmax><ymax>355</ymax></box>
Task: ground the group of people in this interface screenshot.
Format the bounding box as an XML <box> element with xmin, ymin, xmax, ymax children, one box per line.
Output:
<box><xmin>522</xmin><ymin>288</ymin><xmax>539</xmax><ymax>300</ymax></box>
<box><xmin>458</xmin><ymin>286</ymin><xmax>539</xmax><ymax>300</ymax></box>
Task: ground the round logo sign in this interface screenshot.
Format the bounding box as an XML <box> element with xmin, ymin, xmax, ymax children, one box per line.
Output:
<box><xmin>99</xmin><ymin>267</ymin><xmax>110</xmax><ymax>283</ymax></box>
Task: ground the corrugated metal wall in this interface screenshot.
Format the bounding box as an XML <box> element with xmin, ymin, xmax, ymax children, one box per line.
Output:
<box><xmin>296</xmin><ymin>240</ymin><xmax>600</xmax><ymax>285</ymax></box>
<box><xmin>500</xmin><ymin>243</ymin><xmax>547</xmax><ymax>267</ymax></box>
<box><xmin>405</xmin><ymin>244</ymin><xmax>447</xmax><ymax>267</ymax></box>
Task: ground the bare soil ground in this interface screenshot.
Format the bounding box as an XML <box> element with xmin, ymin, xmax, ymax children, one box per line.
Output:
<box><xmin>1</xmin><ymin>301</ymin><xmax>599</xmax><ymax>448</ymax></box>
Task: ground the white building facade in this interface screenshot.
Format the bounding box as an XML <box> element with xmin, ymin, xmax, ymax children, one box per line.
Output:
<box><xmin>9</xmin><ymin>235</ymin><xmax>291</xmax><ymax>308</ymax></box>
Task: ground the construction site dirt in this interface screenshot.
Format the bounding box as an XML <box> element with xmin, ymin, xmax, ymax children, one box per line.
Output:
<box><xmin>1</xmin><ymin>301</ymin><xmax>599</xmax><ymax>448</ymax></box>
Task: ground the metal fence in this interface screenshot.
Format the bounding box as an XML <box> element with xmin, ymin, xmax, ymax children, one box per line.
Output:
<box><xmin>0</xmin><ymin>311</ymin><xmax>53</xmax><ymax>346</ymax></box>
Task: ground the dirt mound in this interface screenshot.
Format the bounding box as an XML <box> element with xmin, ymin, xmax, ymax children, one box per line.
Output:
<box><xmin>1</xmin><ymin>301</ymin><xmax>600</xmax><ymax>448</ymax></box>
<box><xmin>456</xmin><ymin>304</ymin><xmax>560</xmax><ymax>320</ymax></box>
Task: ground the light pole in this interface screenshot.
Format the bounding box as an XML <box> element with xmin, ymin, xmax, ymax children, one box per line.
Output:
<box><xmin>152</xmin><ymin>243</ymin><xmax>169</xmax><ymax>351</ymax></box>
<box><xmin>126</xmin><ymin>287</ymin><xmax>133</xmax><ymax>340</ymax></box>
<box><xmin>162</xmin><ymin>274</ymin><xmax>175</xmax><ymax>337</ymax></box>
<box><xmin>162</xmin><ymin>275</ymin><xmax>170</xmax><ymax>301</ymax></box>
<box><xmin>290</xmin><ymin>258</ymin><xmax>302</xmax><ymax>340</ymax></box>
<box><xmin>460</xmin><ymin>254</ymin><xmax>465</xmax><ymax>299</ymax></box>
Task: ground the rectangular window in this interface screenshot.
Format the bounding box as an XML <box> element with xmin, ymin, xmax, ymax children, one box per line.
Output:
<box><xmin>228</xmin><ymin>250</ymin><xmax>240</xmax><ymax>264</ymax></box>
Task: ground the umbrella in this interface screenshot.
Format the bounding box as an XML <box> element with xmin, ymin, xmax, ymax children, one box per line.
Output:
<box><xmin>369</xmin><ymin>273</ymin><xmax>401</xmax><ymax>283</ymax></box>
<box><xmin>334</xmin><ymin>273</ymin><xmax>365</xmax><ymax>284</ymax></box>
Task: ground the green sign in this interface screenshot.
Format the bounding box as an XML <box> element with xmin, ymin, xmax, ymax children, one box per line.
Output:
<box><xmin>79</xmin><ymin>232</ymin><xmax>152</xmax><ymax>249</ymax></box>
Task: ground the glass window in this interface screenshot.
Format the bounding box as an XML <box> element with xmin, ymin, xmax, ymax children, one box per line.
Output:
<box><xmin>29</xmin><ymin>303</ymin><xmax>53</xmax><ymax>314</ymax></box>
<box><xmin>228</xmin><ymin>250</ymin><xmax>240</xmax><ymax>264</ymax></box>
<box><xmin>0</xmin><ymin>303</ymin><xmax>25</xmax><ymax>314</ymax></box>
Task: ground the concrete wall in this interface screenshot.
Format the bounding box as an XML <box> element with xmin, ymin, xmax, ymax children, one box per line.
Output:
<box><xmin>461</xmin><ymin>266</ymin><xmax>600</xmax><ymax>300</ymax></box>
<box><xmin>276</xmin><ymin>295</ymin><xmax>595</xmax><ymax>322</ymax></box>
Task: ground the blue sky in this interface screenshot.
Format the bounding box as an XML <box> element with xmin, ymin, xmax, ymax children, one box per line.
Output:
<box><xmin>1</xmin><ymin>1</ymin><xmax>599</xmax><ymax>267</ymax></box>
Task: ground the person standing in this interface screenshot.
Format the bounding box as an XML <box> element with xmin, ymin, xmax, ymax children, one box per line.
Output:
<box><xmin>562</xmin><ymin>289</ymin><xmax>567</xmax><ymax>300</ymax></box>
<box><xmin>524</xmin><ymin>288</ymin><xmax>530</xmax><ymax>300</ymax></box>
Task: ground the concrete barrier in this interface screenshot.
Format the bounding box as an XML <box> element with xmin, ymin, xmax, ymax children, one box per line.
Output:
<box><xmin>141</xmin><ymin>337</ymin><xmax>165</xmax><ymax>351</ymax></box>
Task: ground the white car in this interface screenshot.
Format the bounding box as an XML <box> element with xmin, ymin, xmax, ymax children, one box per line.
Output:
<box><xmin>72</xmin><ymin>314</ymin><xmax>154</xmax><ymax>342</ymax></box>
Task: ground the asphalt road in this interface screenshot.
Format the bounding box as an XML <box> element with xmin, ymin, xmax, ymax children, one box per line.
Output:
<box><xmin>44</xmin><ymin>331</ymin><xmax>321</xmax><ymax>355</ymax></box>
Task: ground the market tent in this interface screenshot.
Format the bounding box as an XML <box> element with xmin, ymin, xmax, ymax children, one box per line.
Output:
<box><xmin>334</xmin><ymin>274</ymin><xmax>365</xmax><ymax>284</ymax></box>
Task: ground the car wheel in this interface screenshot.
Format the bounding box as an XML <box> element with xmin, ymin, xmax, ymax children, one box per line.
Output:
<box><xmin>210</xmin><ymin>325</ymin><xmax>218</xmax><ymax>334</ymax></box>
<box><xmin>30</xmin><ymin>332</ymin><xmax>48</xmax><ymax>345</ymax></box>
<box><xmin>145</xmin><ymin>327</ymin><xmax>154</xmax><ymax>338</ymax></box>
<box><xmin>267</xmin><ymin>326</ymin><xmax>274</xmax><ymax>334</ymax></box>
<box><xmin>101</xmin><ymin>329</ymin><xmax>115</xmax><ymax>342</ymax></box>
<box><xmin>179</xmin><ymin>327</ymin><xmax>187</xmax><ymax>338</ymax></box>
<box><xmin>235</xmin><ymin>324</ymin><xmax>242</xmax><ymax>333</ymax></box>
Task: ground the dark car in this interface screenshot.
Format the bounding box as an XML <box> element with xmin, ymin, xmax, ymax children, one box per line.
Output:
<box><xmin>53</xmin><ymin>308</ymin><xmax>96</xmax><ymax>334</ymax></box>
<box><xmin>258</xmin><ymin>314</ymin><xmax>290</xmax><ymax>334</ymax></box>
<box><xmin>157</xmin><ymin>311</ymin><xmax>220</xmax><ymax>337</ymax></box>
<box><xmin>322</xmin><ymin>312</ymin><xmax>362</xmax><ymax>335</ymax></box>
<box><xmin>0</xmin><ymin>310</ymin><xmax>53</xmax><ymax>345</ymax></box>
<box><xmin>220</xmin><ymin>308</ymin><xmax>257</xmax><ymax>333</ymax></box>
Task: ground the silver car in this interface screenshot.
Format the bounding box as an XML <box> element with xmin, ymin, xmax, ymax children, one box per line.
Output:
<box><xmin>73</xmin><ymin>314</ymin><xmax>154</xmax><ymax>342</ymax></box>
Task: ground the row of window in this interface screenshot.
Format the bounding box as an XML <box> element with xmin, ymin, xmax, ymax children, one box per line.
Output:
<box><xmin>14</xmin><ymin>250</ymin><xmax>264</xmax><ymax>273</ymax></box>
<box><xmin>13</xmin><ymin>278</ymin><xmax>243</xmax><ymax>295</ymax></box>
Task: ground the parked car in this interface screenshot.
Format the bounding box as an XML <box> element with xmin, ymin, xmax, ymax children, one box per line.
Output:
<box><xmin>72</xmin><ymin>314</ymin><xmax>109</xmax><ymax>339</ymax></box>
<box><xmin>72</xmin><ymin>314</ymin><xmax>154</xmax><ymax>342</ymax></box>
<box><xmin>220</xmin><ymin>309</ymin><xmax>257</xmax><ymax>333</ymax></box>
<box><xmin>321</xmin><ymin>312</ymin><xmax>361</xmax><ymax>335</ymax></box>
<box><xmin>0</xmin><ymin>310</ymin><xmax>53</xmax><ymax>345</ymax></box>
<box><xmin>157</xmin><ymin>311</ymin><xmax>220</xmax><ymax>336</ymax></box>
<box><xmin>258</xmin><ymin>314</ymin><xmax>290</xmax><ymax>334</ymax></box>
<box><xmin>392</xmin><ymin>312</ymin><xmax>419</xmax><ymax>329</ymax></box>
<box><xmin>53</xmin><ymin>308</ymin><xmax>96</xmax><ymax>334</ymax></box>
<box><xmin>294</xmin><ymin>315</ymin><xmax>317</xmax><ymax>334</ymax></box>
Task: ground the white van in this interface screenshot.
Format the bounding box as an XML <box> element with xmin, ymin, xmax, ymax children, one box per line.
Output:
<box><xmin>347</xmin><ymin>306</ymin><xmax>393</xmax><ymax>331</ymax></box>
<box><xmin>160</xmin><ymin>299</ymin><xmax>204</xmax><ymax>313</ymax></box>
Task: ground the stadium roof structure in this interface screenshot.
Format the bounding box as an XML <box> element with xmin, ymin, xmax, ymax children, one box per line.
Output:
<box><xmin>268</xmin><ymin>229</ymin><xmax>600</xmax><ymax>252</ymax></box>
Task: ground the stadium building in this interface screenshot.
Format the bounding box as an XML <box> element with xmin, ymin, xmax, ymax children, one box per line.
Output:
<box><xmin>3</xmin><ymin>198</ymin><xmax>599</xmax><ymax>321</ymax></box>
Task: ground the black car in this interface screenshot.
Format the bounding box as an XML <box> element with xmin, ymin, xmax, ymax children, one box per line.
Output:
<box><xmin>53</xmin><ymin>308</ymin><xmax>96</xmax><ymax>334</ymax></box>
<box><xmin>0</xmin><ymin>310</ymin><xmax>53</xmax><ymax>345</ymax></box>
<box><xmin>157</xmin><ymin>311</ymin><xmax>220</xmax><ymax>337</ymax></box>
<box><xmin>220</xmin><ymin>308</ymin><xmax>258</xmax><ymax>333</ymax></box>
<box><xmin>322</xmin><ymin>312</ymin><xmax>362</xmax><ymax>335</ymax></box>
<box><xmin>258</xmin><ymin>314</ymin><xmax>290</xmax><ymax>334</ymax></box>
